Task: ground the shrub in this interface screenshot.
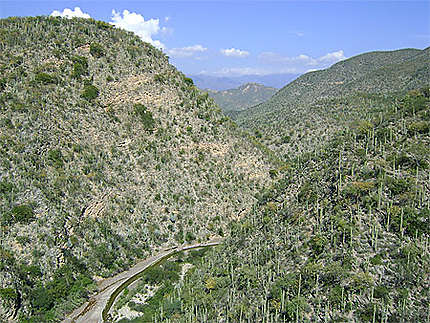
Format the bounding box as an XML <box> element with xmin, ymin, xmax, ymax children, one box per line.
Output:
<box><xmin>71</xmin><ymin>56</ymin><xmax>88</xmax><ymax>79</ymax></box>
<box><xmin>407</xmin><ymin>121</ymin><xmax>429</xmax><ymax>134</ymax></box>
<box><xmin>154</xmin><ymin>74</ymin><xmax>165</xmax><ymax>83</ymax></box>
<box><xmin>11</xmin><ymin>204</ymin><xmax>35</xmax><ymax>224</ymax></box>
<box><xmin>185</xmin><ymin>231</ymin><xmax>196</xmax><ymax>242</ymax></box>
<box><xmin>95</xmin><ymin>20</ymin><xmax>112</xmax><ymax>30</ymax></box>
<box><xmin>0</xmin><ymin>180</ymin><xmax>14</xmax><ymax>195</ymax></box>
<box><xmin>81</xmin><ymin>84</ymin><xmax>99</xmax><ymax>101</ymax></box>
<box><xmin>34</xmin><ymin>72</ymin><xmax>56</xmax><ymax>85</ymax></box>
<box><xmin>144</xmin><ymin>267</ymin><xmax>164</xmax><ymax>283</ymax></box>
<box><xmin>47</xmin><ymin>149</ymin><xmax>64</xmax><ymax>167</ymax></box>
<box><xmin>90</xmin><ymin>42</ymin><xmax>105</xmax><ymax>58</ymax></box>
<box><xmin>134</xmin><ymin>103</ymin><xmax>155</xmax><ymax>132</ymax></box>
<box><xmin>0</xmin><ymin>288</ymin><xmax>17</xmax><ymax>305</ymax></box>
<box><xmin>0</xmin><ymin>78</ymin><xmax>6</xmax><ymax>91</ymax></box>
<box><xmin>183</xmin><ymin>76</ymin><xmax>194</xmax><ymax>87</ymax></box>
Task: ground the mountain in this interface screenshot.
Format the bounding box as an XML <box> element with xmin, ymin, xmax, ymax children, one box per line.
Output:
<box><xmin>109</xmin><ymin>48</ymin><xmax>429</xmax><ymax>322</ymax></box>
<box><xmin>150</xmin><ymin>88</ymin><xmax>430</xmax><ymax>322</ymax></box>
<box><xmin>0</xmin><ymin>16</ymin><xmax>278</xmax><ymax>322</ymax></box>
<box><xmin>205</xmin><ymin>83</ymin><xmax>278</xmax><ymax>113</ymax></box>
<box><xmin>233</xmin><ymin>48</ymin><xmax>430</xmax><ymax>157</ymax></box>
<box><xmin>189</xmin><ymin>73</ymin><xmax>300</xmax><ymax>90</ymax></box>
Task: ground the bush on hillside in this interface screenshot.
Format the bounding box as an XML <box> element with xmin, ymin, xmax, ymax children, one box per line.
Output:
<box><xmin>81</xmin><ymin>84</ymin><xmax>99</xmax><ymax>101</ymax></box>
<box><xmin>134</xmin><ymin>103</ymin><xmax>155</xmax><ymax>132</ymax></box>
<box><xmin>34</xmin><ymin>72</ymin><xmax>57</xmax><ymax>85</ymax></box>
<box><xmin>90</xmin><ymin>42</ymin><xmax>105</xmax><ymax>58</ymax></box>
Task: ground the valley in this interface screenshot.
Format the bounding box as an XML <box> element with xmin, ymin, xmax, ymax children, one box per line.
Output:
<box><xmin>0</xmin><ymin>12</ymin><xmax>429</xmax><ymax>323</ymax></box>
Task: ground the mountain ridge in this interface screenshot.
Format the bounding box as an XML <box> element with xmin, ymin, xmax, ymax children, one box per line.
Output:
<box><xmin>232</xmin><ymin>47</ymin><xmax>430</xmax><ymax>157</ymax></box>
<box><xmin>205</xmin><ymin>82</ymin><xmax>278</xmax><ymax>113</ymax></box>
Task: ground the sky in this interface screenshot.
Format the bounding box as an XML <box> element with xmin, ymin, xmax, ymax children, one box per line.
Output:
<box><xmin>1</xmin><ymin>1</ymin><xmax>429</xmax><ymax>77</ymax></box>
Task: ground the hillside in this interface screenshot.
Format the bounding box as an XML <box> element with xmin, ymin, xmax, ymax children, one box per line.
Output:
<box><xmin>190</xmin><ymin>73</ymin><xmax>299</xmax><ymax>91</ymax></box>
<box><xmin>205</xmin><ymin>83</ymin><xmax>277</xmax><ymax>113</ymax></box>
<box><xmin>146</xmin><ymin>89</ymin><xmax>430</xmax><ymax>322</ymax></box>
<box><xmin>0</xmin><ymin>16</ymin><xmax>278</xmax><ymax>322</ymax></box>
<box><xmin>233</xmin><ymin>48</ymin><xmax>430</xmax><ymax>157</ymax></box>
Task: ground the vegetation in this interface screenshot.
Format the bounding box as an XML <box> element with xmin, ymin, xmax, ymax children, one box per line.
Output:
<box><xmin>149</xmin><ymin>88</ymin><xmax>430</xmax><ymax>322</ymax></box>
<box><xmin>1</xmin><ymin>14</ymin><xmax>428</xmax><ymax>323</ymax></box>
<box><xmin>205</xmin><ymin>83</ymin><xmax>277</xmax><ymax>114</ymax></box>
<box><xmin>112</xmin><ymin>249</ymin><xmax>209</xmax><ymax>322</ymax></box>
<box><xmin>134</xmin><ymin>103</ymin><xmax>155</xmax><ymax>132</ymax></box>
<box><xmin>232</xmin><ymin>47</ymin><xmax>430</xmax><ymax>158</ymax></box>
<box><xmin>0</xmin><ymin>16</ymin><xmax>275</xmax><ymax>321</ymax></box>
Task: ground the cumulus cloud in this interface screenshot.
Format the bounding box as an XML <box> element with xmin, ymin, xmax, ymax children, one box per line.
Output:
<box><xmin>319</xmin><ymin>50</ymin><xmax>346</xmax><ymax>63</ymax></box>
<box><xmin>50</xmin><ymin>7</ymin><xmax>91</xmax><ymax>19</ymax></box>
<box><xmin>220</xmin><ymin>48</ymin><xmax>250</xmax><ymax>58</ymax></box>
<box><xmin>167</xmin><ymin>45</ymin><xmax>207</xmax><ymax>58</ymax></box>
<box><xmin>201</xmin><ymin>49</ymin><xmax>347</xmax><ymax>77</ymax></box>
<box><xmin>259</xmin><ymin>50</ymin><xmax>346</xmax><ymax>71</ymax></box>
<box><xmin>110</xmin><ymin>10</ymin><xmax>164</xmax><ymax>49</ymax></box>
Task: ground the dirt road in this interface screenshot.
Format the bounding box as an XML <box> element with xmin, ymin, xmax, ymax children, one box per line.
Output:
<box><xmin>63</xmin><ymin>240</ymin><xmax>220</xmax><ymax>323</ymax></box>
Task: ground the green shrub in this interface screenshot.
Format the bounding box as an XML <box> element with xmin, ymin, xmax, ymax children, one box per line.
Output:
<box><xmin>134</xmin><ymin>103</ymin><xmax>155</xmax><ymax>132</ymax></box>
<box><xmin>144</xmin><ymin>267</ymin><xmax>165</xmax><ymax>284</ymax></box>
<box><xmin>47</xmin><ymin>149</ymin><xmax>64</xmax><ymax>167</ymax></box>
<box><xmin>407</xmin><ymin>121</ymin><xmax>429</xmax><ymax>134</ymax></box>
<box><xmin>81</xmin><ymin>84</ymin><xmax>99</xmax><ymax>101</ymax></box>
<box><xmin>0</xmin><ymin>77</ymin><xmax>6</xmax><ymax>91</ymax></box>
<box><xmin>183</xmin><ymin>76</ymin><xmax>194</xmax><ymax>87</ymax></box>
<box><xmin>90</xmin><ymin>42</ymin><xmax>105</xmax><ymax>58</ymax></box>
<box><xmin>11</xmin><ymin>204</ymin><xmax>35</xmax><ymax>224</ymax></box>
<box><xmin>34</xmin><ymin>72</ymin><xmax>56</xmax><ymax>85</ymax></box>
<box><xmin>154</xmin><ymin>74</ymin><xmax>165</xmax><ymax>83</ymax></box>
<box><xmin>0</xmin><ymin>180</ymin><xmax>14</xmax><ymax>195</ymax></box>
<box><xmin>185</xmin><ymin>231</ymin><xmax>196</xmax><ymax>242</ymax></box>
<box><xmin>95</xmin><ymin>20</ymin><xmax>112</xmax><ymax>30</ymax></box>
<box><xmin>71</xmin><ymin>56</ymin><xmax>88</xmax><ymax>79</ymax></box>
<box><xmin>0</xmin><ymin>288</ymin><xmax>17</xmax><ymax>304</ymax></box>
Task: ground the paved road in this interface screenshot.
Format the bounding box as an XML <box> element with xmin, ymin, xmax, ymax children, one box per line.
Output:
<box><xmin>63</xmin><ymin>240</ymin><xmax>220</xmax><ymax>323</ymax></box>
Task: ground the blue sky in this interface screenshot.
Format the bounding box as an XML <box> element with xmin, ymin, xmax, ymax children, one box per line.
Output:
<box><xmin>1</xmin><ymin>1</ymin><xmax>429</xmax><ymax>76</ymax></box>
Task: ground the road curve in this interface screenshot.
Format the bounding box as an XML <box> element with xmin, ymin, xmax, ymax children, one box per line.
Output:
<box><xmin>63</xmin><ymin>240</ymin><xmax>221</xmax><ymax>323</ymax></box>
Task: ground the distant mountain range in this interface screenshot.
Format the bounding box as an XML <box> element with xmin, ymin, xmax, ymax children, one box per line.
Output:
<box><xmin>205</xmin><ymin>83</ymin><xmax>278</xmax><ymax>113</ymax></box>
<box><xmin>189</xmin><ymin>73</ymin><xmax>300</xmax><ymax>90</ymax></box>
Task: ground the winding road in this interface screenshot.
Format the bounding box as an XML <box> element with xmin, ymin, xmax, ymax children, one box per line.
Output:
<box><xmin>63</xmin><ymin>240</ymin><xmax>221</xmax><ymax>323</ymax></box>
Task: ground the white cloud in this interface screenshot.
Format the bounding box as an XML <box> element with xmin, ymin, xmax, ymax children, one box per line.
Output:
<box><xmin>167</xmin><ymin>45</ymin><xmax>207</xmax><ymax>58</ymax></box>
<box><xmin>201</xmin><ymin>49</ymin><xmax>347</xmax><ymax>77</ymax></box>
<box><xmin>319</xmin><ymin>50</ymin><xmax>346</xmax><ymax>63</ymax></box>
<box><xmin>289</xmin><ymin>31</ymin><xmax>305</xmax><ymax>37</ymax></box>
<box><xmin>50</xmin><ymin>7</ymin><xmax>91</xmax><ymax>19</ymax></box>
<box><xmin>110</xmin><ymin>10</ymin><xmax>164</xmax><ymax>49</ymax></box>
<box><xmin>259</xmin><ymin>50</ymin><xmax>346</xmax><ymax>72</ymax></box>
<box><xmin>205</xmin><ymin>66</ymin><xmax>297</xmax><ymax>77</ymax></box>
<box><xmin>220</xmin><ymin>48</ymin><xmax>250</xmax><ymax>58</ymax></box>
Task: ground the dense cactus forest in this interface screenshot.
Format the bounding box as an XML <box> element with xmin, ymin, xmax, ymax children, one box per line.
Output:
<box><xmin>143</xmin><ymin>89</ymin><xmax>430</xmax><ymax>322</ymax></box>
<box><xmin>0</xmin><ymin>16</ymin><xmax>278</xmax><ymax>321</ymax></box>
